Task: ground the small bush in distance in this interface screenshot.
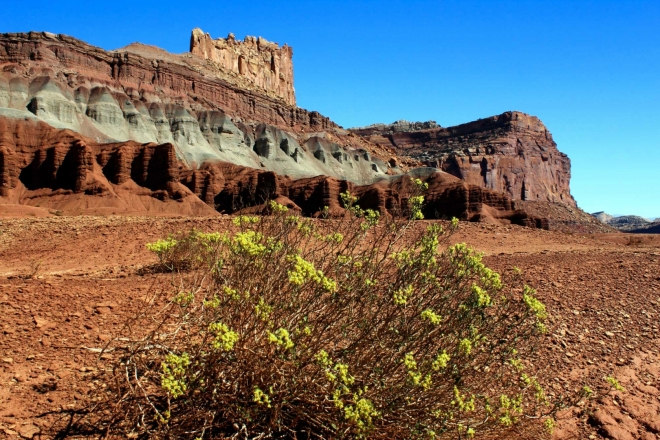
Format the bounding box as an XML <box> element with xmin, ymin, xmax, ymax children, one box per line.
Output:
<box><xmin>89</xmin><ymin>192</ymin><xmax>555</xmax><ymax>439</ymax></box>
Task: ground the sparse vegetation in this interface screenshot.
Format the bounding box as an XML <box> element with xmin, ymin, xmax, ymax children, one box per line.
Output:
<box><xmin>79</xmin><ymin>184</ymin><xmax>558</xmax><ymax>439</ymax></box>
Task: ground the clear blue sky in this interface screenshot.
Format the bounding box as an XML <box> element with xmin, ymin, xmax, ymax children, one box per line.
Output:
<box><xmin>3</xmin><ymin>0</ymin><xmax>659</xmax><ymax>218</ymax></box>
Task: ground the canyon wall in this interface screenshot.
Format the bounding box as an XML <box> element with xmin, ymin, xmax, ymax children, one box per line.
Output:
<box><xmin>351</xmin><ymin>112</ymin><xmax>575</xmax><ymax>207</ymax></box>
<box><xmin>0</xmin><ymin>116</ymin><xmax>548</xmax><ymax>227</ymax></box>
<box><xmin>0</xmin><ymin>30</ymin><xmax>579</xmax><ymax>227</ymax></box>
<box><xmin>190</xmin><ymin>28</ymin><xmax>295</xmax><ymax>106</ymax></box>
<box><xmin>0</xmin><ymin>31</ymin><xmax>400</xmax><ymax>185</ymax></box>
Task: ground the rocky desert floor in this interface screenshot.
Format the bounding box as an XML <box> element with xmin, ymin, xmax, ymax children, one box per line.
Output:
<box><xmin>0</xmin><ymin>213</ymin><xmax>659</xmax><ymax>439</ymax></box>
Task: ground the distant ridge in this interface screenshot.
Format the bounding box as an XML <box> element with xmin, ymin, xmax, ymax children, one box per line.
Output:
<box><xmin>591</xmin><ymin>212</ymin><xmax>660</xmax><ymax>233</ymax></box>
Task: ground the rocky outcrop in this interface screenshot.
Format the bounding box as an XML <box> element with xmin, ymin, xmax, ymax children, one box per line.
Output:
<box><xmin>0</xmin><ymin>117</ymin><xmax>187</xmax><ymax>198</ymax></box>
<box><xmin>190</xmin><ymin>28</ymin><xmax>295</xmax><ymax>106</ymax></box>
<box><xmin>0</xmin><ymin>31</ymin><xmax>399</xmax><ymax>184</ymax></box>
<box><xmin>0</xmin><ymin>116</ymin><xmax>548</xmax><ymax>227</ymax></box>
<box><xmin>0</xmin><ymin>31</ymin><xmax>579</xmax><ymax>227</ymax></box>
<box><xmin>351</xmin><ymin>112</ymin><xmax>575</xmax><ymax>207</ymax></box>
<box><xmin>184</xmin><ymin>165</ymin><xmax>547</xmax><ymax>227</ymax></box>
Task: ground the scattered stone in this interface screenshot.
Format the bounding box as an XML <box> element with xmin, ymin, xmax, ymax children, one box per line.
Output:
<box><xmin>17</xmin><ymin>424</ymin><xmax>40</xmax><ymax>439</ymax></box>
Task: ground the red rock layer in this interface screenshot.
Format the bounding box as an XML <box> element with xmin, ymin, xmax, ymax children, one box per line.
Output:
<box><xmin>0</xmin><ymin>116</ymin><xmax>546</xmax><ymax>228</ymax></box>
<box><xmin>351</xmin><ymin>112</ymin><xmax>575</xmax><ymax>207</ymax></box>
<box><xmin>0</xmin><ymin>31</ymin><xmax>332</xmax><ymax>131</ymax></box>
<box><xmin>0</xmin><ymin>117</ymin><xmax>187</xmax><ymax>199</ymax></box>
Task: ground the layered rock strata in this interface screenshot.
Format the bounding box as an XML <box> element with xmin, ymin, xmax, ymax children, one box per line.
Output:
<box><xmin>351</xmin><ymin>112</ymin><xmax>575</xmax><ymax>206</ymax></box>
<box><xmin>0</xmin><ymin>116</ymin><xmax>546</xmax><ymax>227</ymax></box>
<box><xmin>190</xmin><ymin>28</ymin><xmax>295</xmax><ymax>106</ymax></box>
<box><xmin>0</xmin><ymin>31</ymin><xmax>395</xmax><ymax>184</ymax></box>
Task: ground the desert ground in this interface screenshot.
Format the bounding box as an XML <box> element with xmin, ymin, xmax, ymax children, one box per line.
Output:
<box><xmin>0</xmin><ymin>213</ymin><xmax>659</xmax><ymax>439</ymax></box>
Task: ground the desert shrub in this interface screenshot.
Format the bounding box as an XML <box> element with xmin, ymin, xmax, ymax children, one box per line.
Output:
<box><xmin>145</xmin><ymin>231</ymin><xmax>225</xmax><ymax>271</ymax></box>
<box><xmin>88</xmin><ymin>187</ymin><xmax>555</xmax><ymax>439</ymax></box>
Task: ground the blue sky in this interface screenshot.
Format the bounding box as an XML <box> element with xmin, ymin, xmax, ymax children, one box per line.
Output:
<box><xmin>3</xmin><ymin>0</ymin><xmax>659</xmax><ymax>218</ymax></box>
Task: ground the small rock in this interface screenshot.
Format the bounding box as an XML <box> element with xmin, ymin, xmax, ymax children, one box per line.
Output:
<box><xmin>2</xmin><ymin>357</ymin><xmax>13</xmax><ymax>364</ymax></box>
<box><xmin>17</xmin><ymin>423</ymin><xmax>40</xmax><ymax>439</ymax></box>
<box><xmin>1</xmin><ymin>427</ymin><xmax>18</xmax><ymax>436</ymax></box>
<box><xmin>32</xmin><ymin>378</ymin><xmax>57</xmax><ymax>393</ymax></box>
<box><xmin>33</xmin><ymin>316</ymin><xmax>50</xmax><ymax>328</ymax></box>
<box><xmin>56</xmin><ymin>369</ymin><xmax>71</xmax><ymax>379</ymax></box>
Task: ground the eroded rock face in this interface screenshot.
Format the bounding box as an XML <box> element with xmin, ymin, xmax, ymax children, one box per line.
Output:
<box><xmin>0</xmin><ymin>117</ymin><xmax>183</xmax><ymax>197</ymax></box>
<box><xmin>0</xmin><ymin>116</ymin><xmax>547</xmax><ymax>227</ymax></box>
<box><xmin>0</xmin><ymin>31</ymin><xmax>576</xmax><ymax>224</ymax></box>
<box><xmin>190</xmin><ymin>28</ymin><xmax>295</xmax><ymax>106</ymax></box>
<box><xmin>351</xmin><ymin>112</ymin><xmax>575</xmax><ymax>207</ymax></box>
<box><xmin>190</xmin><ymin>164</ymin><xmax>547</xmax><ymax>227</ymax></box>
<box><xmin>0</xmin><ymin>31</ymin><xmax>397</xmax><ymax>185</ymax></box>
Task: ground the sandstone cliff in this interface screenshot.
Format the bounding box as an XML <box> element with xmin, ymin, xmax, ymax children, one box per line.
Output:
<box><xmin>0</xmin><ymin>116</ymin><xmax>548</xmax><ymax>227</ymax></box>
<box><xmin>190</xmin><ymin>28</ymin><xmax>295</xmax><ymax>106</ymax></box>
<box><xmin>0</xmin><ymin>30</ymin><xmax>583</xmax><ymax>229</ymax></box>
<box><xmin>351</xmin><ymin>112</ymin><xmax>575</xmax><ymax>207</ymax></box>
<box><xmin>0</xmin><ymin>31</ymin><xmax>397</xmax><ymax>185</ymax></box>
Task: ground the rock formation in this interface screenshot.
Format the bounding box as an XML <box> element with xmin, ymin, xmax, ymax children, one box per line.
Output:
<box><xmin>190</xmin><ymin>28</ymin><xmax>295</xmax><ymax>106</ymax></box>
<box><xmin>0</xmin><ymin>116</ymin><xmax>548</xmax><ymax>227</ymax></box>
<box><xmin>0</xmin><ymin>31</ymin><xmax>397</xmax><ymax>184</ymax></box>
<box><xmin>351</xmin><ymin>112</ymin><xmax>575</xmax><ymax>207</ymax></box>
<box><xmin>0</xmin><ymin>30</ymin><xmax>584</xmax><ymax>229</ymax></box>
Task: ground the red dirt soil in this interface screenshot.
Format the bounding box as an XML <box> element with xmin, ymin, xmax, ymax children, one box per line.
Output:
<box><xmin>0</xmin><ymin>216</ymin><xmax>659</xmax><ymax>439</ymax></box>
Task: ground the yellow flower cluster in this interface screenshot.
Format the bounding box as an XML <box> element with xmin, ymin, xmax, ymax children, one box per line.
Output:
<box><xmin>222</xmin><ymin>286</ymin><xmax>241</xmax><ymax>300</ymax></box>
<box><xmin>268</xmin><ymin>200</ymin><xmax>289</xmax><ymax>214</ymax></box>
<box><xmin>161</xmin><ymin>352</ymin><xmax>190</xmax><ymax>399</ymax></box>
<box><xmin>452</xmin><ymin>386</ymin><xmax>475</xmax><ymax>412</ymax></box>
<box><xmin>420</xmin><ymin>309</ymin><xmax>442</xmax><ymax>325</ymax></box>
<box><xmin>146</xmin><ymin>237</ymin><xmax>177</xmax><ymax>254</ymax></box>
<box><xmin>208</xmin><ymin>322</ymin><xmax>239</xmax><ymax>351</ymax></box>
<box><xmin>404</xmin><ymin>353</ymin><xmax>432</xmax><ymax>389</ymax></box>
<box><xmin>432</xmin><ymin>351</ymin><xmax>451</xmax><ymax>371</ymax></box>
<box><xmin>471</xmin><ymin>284</ymin><xmax>491</xmax><ymax>307</ymax></box>
<box><xmin>409</xmin><ymin>195</ymin><xmax>425</xmax><ymax>220</ymax></box>
<box><xmin>268</xmin><ymin>328</ymin><xmax>294</xmax><ymax>350</ymax></box>
<box><xmin>253</xmin><ymin>387</ymin><xmax>272</xmax><ymax>407</ymax></box>
<box><xmin>287</xmin><ymin>255</ymin><xmax>337</xmax><ymax>292</ymax></box>
<box><xmin>232</xmin><ymin>215</ymin><xmax>260</xmax><ymax>226</ymax></box>
<box><xmin>522</xmin><ymin>285</ymin><xmax>547</xmax><ymax>320</ymax></box>
<box><xmin>458</xmin><ymin>338</ymin><xmax>473</xmax><ymax>356</ymax></box>
<box><xmin>255</xmin><ymin>297</ymin><xmax>273</xmax><ymax>322</ymax></box>
<box><xmin>343</xmin><ymin>397</ymin><xmax>379</xmax><ymax>437</ymax></box>
<box><xmin>230</xmin><ymin>231</ymin><xmax>266</xmax><ymax>256</ymax></box>
<box><xmin>360</xmin><ymin>209</ymin><xmax>380</xmax><ymax>230</ymax></box>
<box><xmin>393</xmin><ymin>285</ymin><xmax>414</xmax><ymax>305</ymax></box>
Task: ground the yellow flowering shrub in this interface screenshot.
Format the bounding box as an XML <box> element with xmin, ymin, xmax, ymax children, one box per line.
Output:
<box><xmin>96</xmin><ymin>194</ymin><xmax>557</xmax><ymax>439</ymax></box>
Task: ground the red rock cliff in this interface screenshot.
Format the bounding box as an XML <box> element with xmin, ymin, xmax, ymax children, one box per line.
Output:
<box><xmin>0</xmin><ymin>31</ymin><xmax>328</xmax><ymax>132</ymax></box>
<box><xmin>190</xmin><ymin>28</ymin><xmax>295</xmax><ymax>106</ymax></box>
<box><xmin>351</xmin><ymin>112</ymin><xmax>575</xmax><ymax>207</ymax></box>
<box><xmin>0</xmin><ymin>32</ymin><xmax>407</xmax><ymax>184</ymax></box>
